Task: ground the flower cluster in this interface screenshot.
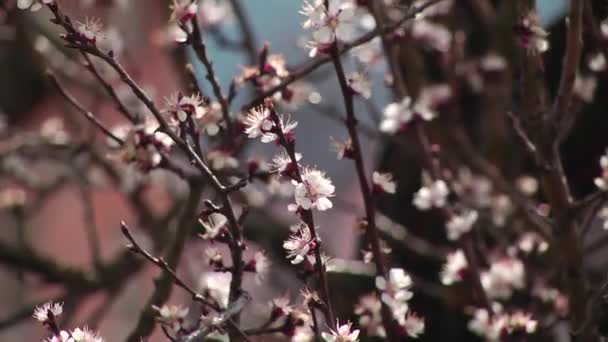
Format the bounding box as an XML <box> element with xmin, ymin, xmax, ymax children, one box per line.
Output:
<box><xmin>481</xmin><ymin>256</ymin><xmax>526</xmax><ymax>300</ymax></box>
<box><xmin>375</xmin><ymin>268</ymin><xmax>425</xmax><ymax>338</ymax></box>
<box><xmin>468</xmin><ymin>306</ymin><xmax>537</xmax><ymax>341</ymax></box>
<box><xmin>445</xmin><ymin>209</ymin><xmax>478</xmax><ymax>240</ymax></box>
<box><xmin>413</xmin><ymin>178</ymin><xmax>450</xmax><ymax>210</ymax></box>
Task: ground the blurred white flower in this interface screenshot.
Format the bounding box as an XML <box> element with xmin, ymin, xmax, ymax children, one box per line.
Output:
<box><xmin>375</xmin><ymin>268</ymin><xmax>413</xmax><ymax>321</ymax></box>
<box><xmin>348</xmin><ymin>71</ymin><xmax>371</xmax><ymax>99</ymax></box>
<box><xmin>207</xmin><ymin>150</ymin><xmax>239</xmax><ymax>170</ymax></box>
<box><xmin>372</xmin><ymin>171</ymin><xmax>397</xmax><ymax>194</ymax></box>
<box><xmin>200</xmin><ymin>272</ymin><xmax>231</xmax><ymax>308</ymax></box>
<box><xmin>199</xmin><ymin>213</ymin><xmax>228</xmax><ymax>240</ymax></box>
<box><xmin>595</xmin><ymin>150</ymin><xmax>608</xmax><ymax>191</ymax></box>
<box><xmin>71</xmin><ymin>327</ymin><xmax>103</xmax><ymax>342</ymax></box>
<box><xmin>446</xmin><ymin>210</ymin><xmax>478</xmax><ymax>241</ymax></box>
<box><xmin>413</xmin><ymin>179</ymin><xmax>449</xmax><ymax>210</ymax></box>
<box><xmin>402</xmin><ymin>312</ymin><xmax>425</xmax><ymax>338</ymax></box>
<box><xmin>481</xmin><ymin>256</ymin><xmax>525</xmax><ymax>300</ymax></box>
<box><xmin>354</xmin><ymin>293</ymin><xmax>385</xmax><ymax>337</ymax></box>
<box><xmin>321</xmin><ymin>320</ymin><xmax>360</xmax><ymax>342</ymax></box>
<box><xmin>17</xmin><ymin>0</ymin><xmax>54</xmax><ymax>12</ymax></box>
<box><xmin>440</xmin><ymin>249</ymin><xmax>468</xmax><ymax>285</ymax></box>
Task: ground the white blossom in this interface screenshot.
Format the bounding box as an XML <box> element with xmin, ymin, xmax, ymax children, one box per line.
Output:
<box><xmin>200</xmin><ymin>272</ymin><xmax>231</xmax><ymax>308</ymax></box>
<box><xmin>243</xmin><ymin>106</ymin><xmax>273</xmax><ymax>141</ymax></box>
<box><xmin>162</xmin><ymin>92</ymin><xmax>205</xmax><ymax>126</ymax></box>
<box><xmin>515</xmin><ymin>11</ymin><xmax>549</xmax><ymax>54</ymax></box>
<box><xmin>481</xmin><ymin>256</ymin><xmax>525</xmax><ymax>300</ymax></box>
<box><xmin>17</xmin><ymin>0</ymin><xmax>54</xmax><ymax>11</ymax></box>
<box><xmin>574</xmin><ymin>74</ymin><xmax>597</xmax><ymax>103</ymax></box>
<box><xmin>292</xmin><ymin>167</ymin><xmax>335</xmax><ymax>211</ymax></box>
<box><xmin>283</xmin><ymin>223</ymin><xmax>315</xmax><ymax>264</ymax></box>
<box><xmin>272</xmin><ymin>151</ymin><xmax>302</xmax><ymax>173</ymax></box>
<box><xmin>153</xmin><ymin>304</ymin><xmax>189</xmax><ymax>331</ymax></box>
<box><xmin>354</xmin><ymin>294</ymin><xmax>385</xmax><ymax>337</ymax></box>
<box><xmin>599</xmin><ymin>206</ymin><xmax>608</xmax><ymax>230</ymax></box>
<box><xmin>446</xmin><ymin>210</ymin><xmax>478</xmax><ymax>240</ymax></box>
<box><xmin>588</xmin><ymin>52</ymin><xmax>606</xmax><ymax>72</ymax></box>
<box><xmin>348</xmin><ymin>71</ymin><xmax>371</xmax><ymax>99</ymax></box>
<box><xmin>379</xmin><ymin>97</ymin><xmax>414</xmax><ymax>134</ymax></box>
<box><xmin>71</xmin><ymin>327</ymin><xmax>104</xmax><ymax>342</ymax></box>
<box><xmin>402</xmin><ymin>312</ymin><xmax>425</xmax><ymax>338</ymax></box>
<box><xmin>75</xmin><ymin>17</ymin><xmax>104</xmax><ymax>45</ymax></box>
<box><xmin>468</xmin><ymin>308</ymin><xmax>504</xmax><ymax>341</ymax></box>
<box><xmin>199</xmin><ymin>213</ymin><xmax>227</xmax><ymax>240</ymax></box>
<box><xmin>302</xmin><ymin>0</ymin><xmax>356</xmax><ymax>45</ymax></box>
<box><xmin>413</xmin><ymin>179</ymin><xmax>449</xmax><ymax>210</ymax></box>
<box><xmin>595</xmin><ymin>150</ymin><xmax>608</xmax><ymax>191</ymax></box>
<box><xmin>252</xmin><ymin>251</ymin><xmax>271</xmax><ymax>284</ymax></box>
<box><xmin>33</xmin><ymin>301</ymin><xmax>63</xmax><ymax>322</ymax></box>
<box><xmin>440</xmin><ymin>249</ymin><xmax>468</xmax><ymax>285</ymax></box>
<box><xmin>170</xmin><ymin>0</ymin><xmax>197</xmax><ymax>24</ymax></box>
<box><xmin>375</xmin><ymin>268</ymin><xmax>413</xmax><ymax>321</ymax></box>
<box><xmin>372</xmin><ymin>171</ymin><xmax>397</xmax><ymax>194</ymax></box>
<box><xmin>321</xmin><ymin>320</ymin><xmax>360</xmax><ymax>342</ymax></box>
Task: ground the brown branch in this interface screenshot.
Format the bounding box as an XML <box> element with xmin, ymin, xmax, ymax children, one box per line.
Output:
<box><xmin>125</xmin><ymin>185</ymin><xmax>203</xmax><ymax>342</ymax></box>
<box><xmin>189</xmin><ymin>17</ymin><xmax>233</xmax><ymax>136</ymax></box>
<box><xmin>81</xmin><ymin>52</ymin><xmax>137</xmax><ymax>123</ymax></box>
<box><xmin>550</xmin><ymin>0</ymin><xmax>584</xmax><ymax>134</ymax></box>
<box><xmin>47</xmin><ymin>72</ymin><xmax>124</xmax><ymax>146</ymax></box>
<box><xmin>265</xmin><ymin>100</ymin><xmax>334</xmax><ymax>325</ymax></box>
<box><xmin>328</xmin><ymin>42</ymin><xmax>398</xmax><ymax>340</ymax></box>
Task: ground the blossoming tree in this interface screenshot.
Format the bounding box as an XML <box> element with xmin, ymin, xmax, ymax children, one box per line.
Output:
<box><xmin>1</xmin><ymin>0</ymin><xmax>608</xmax><ymax>341</ymax></box>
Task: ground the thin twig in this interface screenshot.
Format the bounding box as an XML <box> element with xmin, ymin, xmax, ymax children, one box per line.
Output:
<box><xmin>81</xmin><ymin>52</ymin><xmax>137</xmax><ymax>123</ymax></box>
<box><xmin>47</xmin><ymin>72</ymin><xmax>124</xmax><ymax>146</ymax></box>
<box><xmin>189</xmin><ymin>17</ymin><xmax>233</xmax><ymax>136</ymax></box>
<box><xmin>328</xmin><ymin>41</ymin><xmax>398</xmax><ymax>340</ymax></box>
<box><xmin>266</xmin><ymin>100</ymin><xmax>334</xmax><ymax>325</ymax></box>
